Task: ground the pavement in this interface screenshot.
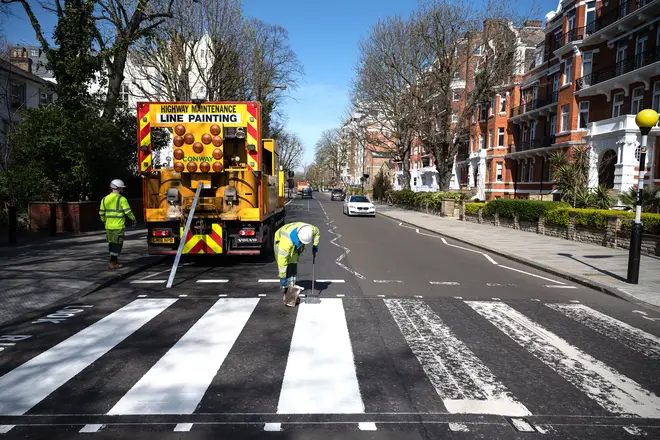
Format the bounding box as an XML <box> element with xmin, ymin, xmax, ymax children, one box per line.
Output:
<box><xmin>1</xmin><ymin>192</ymin><xmax>660</xmax><ymax>439</ymax></box>
<box><xmin>0</xmin><ymin>228</ymin><xmax>163</xmax><ymax>327</ymax></box>
<box><xmin>374</xmin><ymin>203</ymin><xmax>660</xmax><ymax>310</ymax></box>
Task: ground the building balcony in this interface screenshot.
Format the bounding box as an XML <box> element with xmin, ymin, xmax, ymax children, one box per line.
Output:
<box><xmin>511</xmin><ymin>135</ymin><xmax>556</xmax><ymax>155</ymax></box>
<box><xmin>575</xmin><ymin>47</ymin><xmax>660</xmax><ymax>98</ymax></box>
<box><xmin>586</xmin><ymin>114</ymin><xmax>660</xmax><ymax>139</ymax></box>
<box><xmin>509</xmin><ymin>92</ymin><xmax>559</xmax><ymax>124</ymax></box>
<box><xmin>552</xmin><ymin>26</ymin><xmax>586</xmax><ymax>58</ymax></box>
<box><xmin>582</xmin><ymin>0</ymin><xmax>660</xmax><ymax>45</ymax></box>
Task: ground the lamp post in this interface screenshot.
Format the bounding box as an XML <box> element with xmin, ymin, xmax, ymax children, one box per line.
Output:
<box><xmin>626</xmin><ymin>109</ymin><xmax>659</xmax><ymax>284</ymax></box>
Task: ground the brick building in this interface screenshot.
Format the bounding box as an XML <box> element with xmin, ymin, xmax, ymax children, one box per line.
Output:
<box><xmin>457</xmin><ymin>0</ymin><xmax>660</xmax><ymax>202</ymax></box>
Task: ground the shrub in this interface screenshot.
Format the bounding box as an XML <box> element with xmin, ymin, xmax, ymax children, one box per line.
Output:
<box><xmin>389</xmin><ymin>190</ymin><xmax>464</xmax><ymax>209</ymax></box>
<box><xmin>544</xmin><ymin>209</ymin><xmax>570</xmax><ymax>228</ymax></box>
<box><xmin>484</xmin><ymin>199</ymin><xmax>570</xmax><ymax>221</ymax></box>
<box><xmin>543</xmin><ymin>208</ymin><xmax>660</xmax><ymax>235</ymax></box>
<box><xmin>465</xmin><ymin>202</ymin><xmax>486</xmax><ymax>215</ymax></box>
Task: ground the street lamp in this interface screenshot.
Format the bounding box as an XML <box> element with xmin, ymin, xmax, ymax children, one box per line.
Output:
<box><xmin>626</xmin><ymin>108</ymin><xmax>659</xmax><ymax>284</ymax></box>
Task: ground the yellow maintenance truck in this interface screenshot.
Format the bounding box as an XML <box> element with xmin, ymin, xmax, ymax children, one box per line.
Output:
<box><xmin>137</xmin><ymin>100</ymin><xmax>288</xmax><ymax>256</ymax></box>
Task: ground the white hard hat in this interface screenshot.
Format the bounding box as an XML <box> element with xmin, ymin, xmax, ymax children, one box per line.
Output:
<box><xmin>297</xmin><ymin>224</ymin><xmax>313</xmax><ymax>244</ymax></box>
<box><xmin>110</xmin><ymin>179</ymin><xmax>126</xmax><ymax>189</ymax></box>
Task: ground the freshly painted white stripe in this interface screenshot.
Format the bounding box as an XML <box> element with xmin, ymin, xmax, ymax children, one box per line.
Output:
<box><xmin>0</xmin><ymin>299</ymin><xmax>176</xmax><ymax>415</ymax></box>
<box><xmin>449</xmin><ymin>422</ymin><xmax>469</xmax><ymax>432</ymax></box>
<box><xmin>79</xmin><ymin>424</ymin><xmax>103</xmax><ymax>433</ymax></box>
<box><xmin>130</xmin><ymin>280</ymin><xmax>167</xmax><ymax>284</ymax></box>
<box><xmin>633</xmin><ymin>310</ymin><xmax>649</xmax><ymax>316</ymax></box>
<box><xmin>531</xmin><ymin>299</ymin><xmax>540</xmax><ymax>302</ymax></box>
<box><xmin>336</xmin><ymin>294</ymin><xmax>345</xmax><ymax>297</ymax></box>
<box><xmin>467</xmin><ymin>301</ymin><xmax>660</xmax><ymax>418</ymax></box>
<box><xmin>196</xmin><ymin>279</ymin><xmax>229</xmax><ymax>283</ymax></box>
<box><xmin>384</xmin><ymin>299</ymin><xmax>530</xmax><ymax>416</ymax></box>
<box><xmin>108</xmin><ymin>298</ymin><xmax>259</xmax><ymax>414</ymax></box>
<box><xmin>277</xmin><ymin>298</ymin><xmax>364</xmax><ymax>413</ymax></box>
<box><xmin>454</xmin><ymin>296</ymin><xmax>463</xmax><ymax>299</ymax></box>
<box><xmin>544</xmin><ymin>285</ymin><xmax>577</xmax><ymax>289</ymax></box>
<box><xmin>258</xmin><ymin>279</ymin><xmax>279</xmax><ymax>283</ymax></box>
<box><xmin>414</xmin><ymin>295</ymin><xmax>423</xmax><ymax>298</ymax></box>
<box><xmin>218</xmin><ymin>294</ymin><xmax>227</xmax><ymax>297</ymax></box>
<box><xmin>373</xmin><ymin>280</ymin><xmax>403</xmax><ymax>284</ymax></box>
<box><xmin>263</xmin><ymin>423</ymin><xmax>282</xmax><ymax>431</ymax></box>
<box><xmin>316</xmin><ymin>279</ymin><xmax>345</xmax><ymax>283</ymax></box>
<box><xmin>377</xmin><ymin>294</ymin><xmax>386</xmax><ymax>297</ymax></box>
<box><xmin>534</xmin><ymin>424</ymin><xmax>553</xmax><ymax>434</ymax></box>
<box><xmin>623</xmin><ymin>426</ymin><xmax>647</xmax><ymax>435</ymax></box>
<box><xmin>483</xmin><ymin>254</ymin><xmax>498</xmax><ymax>265</ymax></box>
<box><xmin>511</xmin><ymin>418</ymin><xmax>535</xmax><ymax>432</ymax></box>
<box><xmin>498</xmin><ymin>265</ymin><xmax>565</xmax><ymax>284</ymax></box>
<box><xmin>0</xmin><ymin>425</ymin><xmax>14</xmax><ymax>434</ymax></box>
<box><xmin>491</xmin><ymin>298</ymin><xmax>501</xmax><ymax>301</ymax></box>
<box><xmin>173</xmin><ymin>423</ymin><xmax>193</xmax><ymax>432</ymax></box>
<box><xmin>137</xmin><ymin>294</ymin><xmax>147</xmax><ymax>298</ymax></box>
<box><xmin>258</xmin><ymin>294</ymin><xmax>267</xmax><ymax>297</ymax></box>
<box><xmin>179</xmin><ymin>294</ymin><xmax>188</xmax><ymax>297</ymax></box>
<box><xmin>570</xmin><ymin>300</ymin><xmax>580</xmax><ymax>303</ymax></box>
<box><xmin>546</xmin><ymin>304</ymin><xmax>660</xmax><ymax>360</ymax></box>
<box><xmin>358</xmin><ymin>422</ymin><xmax>377</xmax><ymax>431</ymax></box>
<box><xmin>430</xmin><ymin>281</ymin><xmax>460</xmax><ymax>285</ymax></box>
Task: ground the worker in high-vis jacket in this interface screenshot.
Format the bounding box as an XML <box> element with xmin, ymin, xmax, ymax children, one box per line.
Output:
<box><xmin>274</xmin><ymin>222</ymin><xmax>320</xmax><ymax>306</ymax></box>
<box><xmin>100</xmin><ymin>179</ymin><xmax>137</xmax><ymax>269</ymax></box>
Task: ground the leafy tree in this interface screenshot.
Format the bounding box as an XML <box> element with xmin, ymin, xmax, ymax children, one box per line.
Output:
<box><xmin>549</xmin><ymin>147</ymin><xmax>613</xmax><ymax>209</ymax></box>
<box><xmin>619</xmin><ymin>184</ymin><xmax>660</xmax><ymax>213</ymax></box>
<box><xmin>372</xmin><ymin>168</ymin><xmax>392</xmax><ymax>201</ymax></box>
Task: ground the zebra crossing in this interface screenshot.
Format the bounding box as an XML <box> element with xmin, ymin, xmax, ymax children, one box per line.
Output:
<box><xmin>0</xmin><ymin>295</ymin><xmax>659</xmax><ymax>435</ymax></box>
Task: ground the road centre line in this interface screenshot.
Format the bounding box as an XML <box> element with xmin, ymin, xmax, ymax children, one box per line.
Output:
<box><xmin>430</xmin><ymin>281</ymin><xmax>460</xmax><ymax>285</ymax></box>
<box><xmin>131</xmin><ymin>280</ymin><xmax>167</xmax><ymax>284</ymax></box>
<box><xmin>544</xmin><ymin>285</ymin><xmax>576</xmax><ymax>289</ymax></box>
<box><xmin>79</xmin><ymin>424</ymin><xmax>103</xmax><ymax>433</ymax></box>
<box><xmin>498</xmin><ymin>265</ymin><xmax>565</xmax><ymax>284</ymax></box>
<box><xmin>374</xmin><ymin>280</ymin><xmax>404</xmax><ymax>284</ymax></box>
<box><xmin>196</xmin><ymin>279</ymin><xmax>229</xmax><ymax>283</ymax></box>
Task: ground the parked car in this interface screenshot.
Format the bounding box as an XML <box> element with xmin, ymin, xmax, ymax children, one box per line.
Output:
<box><xmin>330</xmin><ymin>188</ymin><xmax>345</xmax><ymax>201</ymax></box>
<box><xmin>301</xmin><ymin>187</ymin><xmax>313</xmax><ymax>199</ymax></box>
<box><xmin>343</xmin><ymin>195</ymin><xmax>376</xmax><ymax>217</ymax></box>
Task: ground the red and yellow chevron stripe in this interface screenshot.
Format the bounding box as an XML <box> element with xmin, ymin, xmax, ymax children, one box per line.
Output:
<box><xmin>137</xmin><ymin>103</ymin><xmax>152</xmax><ymax>173</ymax></box>
<box><xmin>246</xmin><ymin>103</ymin><xmax>259</xmax><ymax>171</ymax></box>
<box><xmin>181</xmin><ymin>223</ymin><xmax>223</xmax><ymax>254</ymax></box>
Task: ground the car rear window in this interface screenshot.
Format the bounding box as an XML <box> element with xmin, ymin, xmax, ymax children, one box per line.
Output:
<box><xmin>351</xmin><ymin>196</ymin><xmax>369</xmax><ymax>202</ymax></box>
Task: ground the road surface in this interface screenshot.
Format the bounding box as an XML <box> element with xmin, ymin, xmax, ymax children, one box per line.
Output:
<box><xmin>1</xmin><ymin>191</ymin><xmax>659</xmax><ymax>439</ymax></box>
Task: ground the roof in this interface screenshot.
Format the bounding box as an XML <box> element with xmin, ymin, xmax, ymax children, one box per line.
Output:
<box><xmin>0</xmin><ymin>58</ymin><xmax>51</xmax><ymax>85</ymax></box>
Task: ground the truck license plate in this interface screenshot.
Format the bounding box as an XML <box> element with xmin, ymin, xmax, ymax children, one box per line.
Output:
<box><xmin>152</xmin><ymin>237</ymin><xmax>175</xmax><ymax>244</ymax></box>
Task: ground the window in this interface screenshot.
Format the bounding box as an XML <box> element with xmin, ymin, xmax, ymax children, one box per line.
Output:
<box><xmin>528</xmin><ymin>161</ymin><xmax>534</xmax><ymax>182</ymax></box>
<box><xmin>10</xmin><ymin>82</ymin><xmax>26</xmax><ymax>107</ymax></box>
<box><xmin>452</xmin><ymin>111</ymin><xmax>458</xmax><ymax>123</ymax></box>
<box><xmin>631</xmin><ymin>87</ymin><xmax>644</xmax><ymax>115</ymax></box>
<box><xmin>498</xmin><ymin>127</ymin><xmax>505</xmax><ymax>147</ymax></box>
<box><xmin>612</xmin><ymin>92</ymin><xmax>624</xmax><ymax>117</ymax></box>
<box><xmin>30</xmin><ymin>49</ymin><xmax>38</xmax><ymax>57</ymax></box>
<box><xmin>496</xmin><ymin>163</ymin><xmax>503</xmax><ymax>182</ymax></box>
<box><xmin>499</xmin><ymin>95</ymin><xmax>506</xmax><ymax>113</ymax></box>
<box><xmin>480</xmin><ymin>104</ymin><xmax>487</xmax><ymax>121</ymax></box>
<box><xmin>530</xmin><ymin>121</ymin><xmax>536</xmax><ymax>141</ymax></box>
<box><xmin>490</xmin><ymin>101</ymin><xmax>494</xmax><ymax>116</ymax></box>
<box><xmin>474</xmin><ymin>43</ymin><xmax>482</xmax><ymax>55</ymax></box>
<box><xmin>652</xmin><ymin>82</ymin><xmax>660</xmax><ymax>125</ymax></box>
<box><xmin>472</xmin><ymin>106</ymin><xmax>477</xmax><ymax>123</ymax></box>
<box><xmin>453</xmin><ymin>91</ymin><xmax>460</xmax><ymax>101</ymax></box>
<box><xmin>635</xmin><ymin>36</ymin><xmax>648</xmax><ymax>69</ymax></box>
<box><xmin>479</xmin><ymin>135</ymin><xmax>485</xmax><ymax>150</ymax></box>
<box><xmin>585</xmin><ymin>2</ymin><xmax>596</xmax><ymax>34</ymax></box>
<box><xmin>616</xmin><ymin>41</ymin><xmax>627</xmax><ymax>75</ymax></box>
<box><xmin>549</xmin><ymin>114</ymin><xmax>557</xmax><ymax>135</ymax></box>
<box><xmin>119</xmin><ymin>82</ymin><xmax>130</xmax><ymax>102</ymax></box>
<box><xmin>581</xmin><ymin>51</ymin><xmax>592</xmax><ymax>81</ymax></box>
<box><xmin>489</xmin><ymin>128</ymin><xmax>493</xmax><ymax>148</ymax></box>
<box><xmin>564</xmin><ymin>58</ymin><xmax>572</xmax><ymax>85</ymax></box>
<box><xmin>561</xmin><ymin>104</ymin><xmax>570</xmax><ymax>132</ymax></box>
<box><xmin>579</xmin><ymin>101</ymin><xmax>589</xmax><ymax>129</ymax></box>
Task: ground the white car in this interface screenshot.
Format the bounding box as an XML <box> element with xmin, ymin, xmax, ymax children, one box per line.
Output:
<box><xmin>343</xmin><ymin>195</ymin><xmax>376</xmax><ymax>217</ymax></box>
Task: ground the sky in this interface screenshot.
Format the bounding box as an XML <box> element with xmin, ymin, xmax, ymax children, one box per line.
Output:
<box><xmin>2</xmin><ymin>0</ymin><xmax>559</xmax><ymax>168</ymax></box>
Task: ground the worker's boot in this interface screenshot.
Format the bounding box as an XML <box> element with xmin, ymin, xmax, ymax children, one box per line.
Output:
<box><xmin>283</xmin><ymin>286</ymin><xmax>299</xmax><ymax>307</ymax></box>
<box><xmin>108</xmin><ymin>262</ymin><xmax>123</xmax><ymax>269</ymax></box>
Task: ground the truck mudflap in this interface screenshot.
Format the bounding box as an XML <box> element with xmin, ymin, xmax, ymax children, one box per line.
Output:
<box><xmin>147</xmin><ymin>222</ymin><xmax>224</xmax><ymax>255</ymax></box>
<box><xmin>180</xmin><ymin>223</ymin><xmax>223</xmax><ymax>254</ymax></box>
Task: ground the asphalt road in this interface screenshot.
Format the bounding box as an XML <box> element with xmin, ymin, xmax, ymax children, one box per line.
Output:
<box><xmin>1</xmin><ymin>191</ymin><xmax>659</xmax><ymax>439</ymax></box>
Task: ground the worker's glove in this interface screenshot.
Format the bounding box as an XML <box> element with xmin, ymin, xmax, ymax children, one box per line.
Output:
<box><xmin>280</xmin><ymin>277</ymin><xmax>288</xmax><ymax>288</ymax></box>
<box><xmin>312</xmin><ymin>245</ymin><xmax>318</xmax><ymax>256</ymax></box>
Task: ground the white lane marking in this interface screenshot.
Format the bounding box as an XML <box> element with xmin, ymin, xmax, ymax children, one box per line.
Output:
<box><xmin>179</xmin><ymin>294</ymin><xmax>188</xmax><ymax>297</ymax></box>
<box><xmin>414</xmin><ymin>295</ymin><xmax>423</xmax><ymax>298</ymax></box>
<box><xmin>486</xmin><ymin>283</ymin><xmax>515</xmax><ymax>287</ymax></box>
<box><xmin>258</xmin><ymin>294</ymin><xmax>267</xmax><ymax>297</ymax></box>
<box><xmin>491</xmin><ymin>298</ymin><xmax>501</xmax><ymax>301</ymax></box>
<box><xmin>534</xmin><ymin>424</ymin><xmax>554</xmax><ymax>434</ymax></box>
<box><xmin>130</xmin><ymin>280</ymin><xmax>167</xmax><ymax>284</ymax></box>
<box><xmin>141</xmin><ymin>268</ymin><xmax>174</xmax><ymax>280</ymax></box>
<box><xmin>258</xmin><ymin>279</ymin><xmax>279</xmax><ymax>283</ymax></box>
<box><xmin>336</xmin><ymin>294</ymin><xmax>345</xmax><ymax>297</ymax></box>
<box><xmin>316</xmin><ymin>279</ymin><xmax>345</xmax><ymax>283</ymax></box>
<box><xmin>263</xmin><ymin>423</ymin><xmax>282</xmax><ymax>431</ymax></box>
<box><xmin>449</xmin><ymin>422</ymin><xmax>469</xmax><ymax>432</ymax></box>
<box><xmin>467</xmin><ymin>301</ymin><xmax>660</xmax><ymax>418</ymax></box>
<box><xmin>430</xmin><ymin>281</ymin><xmax>460</xmax><ymax>285</ymax></box>
<box><xmin>633</xmin><ymin>310</ymin><xmax>649</xmax><ymax>316</ymax></box>
<box><xmin>285</xmin><ymin>199</ymin><xmax>293</xmax><ymax>206</ymax></box>
<box><xmin>570</xmin><ymin>300</ymin><xmax>580</xmax><ymax>303</ymax></box>
<box><xmin>79</xmin><ymin>424</ymin><xmax>104</xmax><ymax>433</ymax></box>
<box><xmin>546</xmin><ymin>304</ymin><xmax>660</xmax><ymax>360</ymax></box>
<box><xmin>108</xmin><ymin>298</ymin><xmax>259</xmax><ymax>414</ymax></box>
<box><xmin>510</xmin><ymin>418</ymin><xmax>535</xmax><ymax>432</ymax></box>
<box><xmin>498</xmin><ymin>265</ymin><xmax>565</xmax><ymax>284</ymax></box>
<box><xmin>137</xmin><ymin>294</ymin><xmax>147</xmax><ymax>298</ymax></box>
<box><xmin>384</xmin><ymin>299</ymin><xmax>530</xmax><ymax>416</ymax></box>
<box><xmin>196</xmin><ymin>279</ymin><xmax>229</xmax><ymax>283</ymax></box>
<box><xmin>545</xmin><ymin>285</ymin><xmax>577</xmax><ymax>289</ymax></box>
<box><xmin>483</xmin><ymin>254</ymin><xmax>498</xmax><ymax>265</ymax></box>
<box><xmin>531</xmin><ymin>299</ymin><xmax>540</xmax><ymax>302</ymax></box>
<box><xmin>322</xmin><ymin>202</ymin><xmax>366</xmax><ymax>279</ymax></box>
<box><xmin>378</xmin><ymin>295</ymin><xmax>386</xmax><ymax>297</ymax></box>
<box><xmin>277</xmin><ymin>298</ymin><xmax>364</xmax><ymax>413</ymax></box>
<box><xmin>0</xmin><ymin>299</ymin><xmax>176</xmax><ymax>415</ymax></box>
<box><xmin>454</xmin><ymin>296</ymin><xmax>463</xmax><ymax>299</ymax></box>
<box><xmin>374</xmin><ymin>280</ymin><xmax>403</xmax><ymax>284</ymax></box>
<box><xmin>218</xmin><ymin>294</ymin><xmax>227</xmax><ymax>297</ymax></box>
<box><xmin>173</xmin><ymin>423</ymin><xmax>193</xmax><ymax>432</ymax></box>
<box><xmin>623</xmin><ymin>425</ymin><xmax>647</xmax><ymax>435</ymax></box>
<box><xmin>0</xmin><ymin>425</ymin><xmax>14</xmax><ymax>433</ymax></box>
<box><xmin>358</xmin><ymin>422</ymin><xmax>377</xmax><ymax>431</ymax></box>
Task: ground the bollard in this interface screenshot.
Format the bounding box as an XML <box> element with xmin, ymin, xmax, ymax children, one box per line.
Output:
<box><xmin>50</xmin><ymin>204</ymin><xmax>57</xmax><ymax>236</ymax></box>
<box><xmin>8</xmin><ymin>206</ymin><xmax>17</xmax><ymax>245</ymax></box>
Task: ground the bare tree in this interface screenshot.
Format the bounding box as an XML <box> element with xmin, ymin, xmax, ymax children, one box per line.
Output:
<box><xmin>314</xmin><ymin>128</ymin><xmax>348</xmax><ymax>185</ymax></box>
<box><xmin>275</xmin><ymin>129</ymin><xmax>303</xmax><ymax>173</ymax></box>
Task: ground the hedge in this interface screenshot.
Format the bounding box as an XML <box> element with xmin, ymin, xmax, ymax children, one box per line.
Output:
<box><xmin>483</xmin><ymin>199</ymin><xmax>570</xmax><ymax>222</ymax></box>
<box><xmin>544</xmin><ymin>208</ymin><xmax>660</xmax><ymax>235</ymax></box>
<box><xmin>465</xmin><ymin>202</ymin><xmax>486</xmax><ymax>215</ymax></box>
<box><xmin>389</xmin><ymin>190</ymin><xmax>464</xmax><ymax>209</ymax></box>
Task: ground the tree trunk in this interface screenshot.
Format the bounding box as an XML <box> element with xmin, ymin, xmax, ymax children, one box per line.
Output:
<box><xmin>103</xmin><ymin>49</ymin><xmax>128</xmax><ymax>121</ymax></box>
<box><xmin>402</xmin><ymin>142</ymin><xmax>411</xmax><ymax>190</ymax></box>
<box><xmin>433</xmin><ymin>142</ymin><xmax>454</xmax><ymax>191</ymax></box>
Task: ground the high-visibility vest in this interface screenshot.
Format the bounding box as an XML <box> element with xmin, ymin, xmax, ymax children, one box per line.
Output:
<box><xmin>99</xmin><ymin>193</ymin><xmax>136</xmax><ymax>230</ymax></box>
<box><xmin>274</xmin><ymin>222</ymin><xmax>320</xmax><ymax>278</ymax></box>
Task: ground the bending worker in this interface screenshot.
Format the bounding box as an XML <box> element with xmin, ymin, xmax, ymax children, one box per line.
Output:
<box><xmin>100</xmin><ymin>179</ymin><xmax>137</xmax><ymax>269</ymax></box>
<box><xmin>274</xmin><ymin>222</ymin><xmax>320</xmax><ymax>306</ymax></box>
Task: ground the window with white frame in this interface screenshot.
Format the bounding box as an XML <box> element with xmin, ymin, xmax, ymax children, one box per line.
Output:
<box><xmin>496</xmin><ymin>163</ymin><xmax>503</xmax><ymax>182</ymax></box>
<box><xmin>119</xmin><ymin>82</ymin><xmax>130</xmax><ymax>102</ymax></box>
<box><xmin>530</xmin><ymin>120</ymin><xmax>536</xmax><ymax>141</ymax></box>
<box><xmin>579</xmin><ymin>101</ymin><xmax>589</xmax><ymax>129</ymax></box>
<box><xmin>528</xmin><ymin>161</ymin><xmax>534</xmax><ymax>182</ymax></box>
<box><xmin>480</xmin><ymin>104</ymin><xmax>487</xmax><ymax>121</ymax></box>
<box><xmin>452</xmin><ymin>111</ymin><xmax>458</xmax><ymax>123</ymax></box>
<box><xmin>479</xmin><ymin>134</ymin><xmax>485</xmax><ymax>150</ymax></box>
<box><xmin>472</xmin><ymin>107</ymin><xmax>477</xmax><ymax>123</ymax></box>
<box><xmin>631</xmin><ymin>87</ymin><xmax>644</xmax><ymax>115</ymax></box>
<box><xmin>561</xmin><ymin>104</ymin><xmax>570</xmax><ymax>132</ymax></box>
<box><xmin>549</xmin><ymin>114</ymin><xmax>557</xmax><ymax>136</ymax></box>
<box><xmin>612</xmin><ymin>92</ymin><xmax>624</xmax><ymax>117</ymax></box>
<box><xmin>498</xmin><ymin>127</ymin><xmax>505</xmax><ymax>147</ymax></box>
<box><xmin>489</xmin><ymin>128</ymin><xmax>493</xmax><ymax>148</ymax></box>
<box><xmin>500</xmin><ymin>95</ymin><xmax>507</xmax><ymax>113</ymax></box>
<box><xmin>30</xmin><ymin>49</ymin><xmax>38</xmax><ymax>57</ymax></box>
<box><xmin>581</xmin><ymin>51</ymin><xmax>592</xmax><ymax>82</ymax></box>
<box><xmin>474</xmin><ymin>42</ymin><xmax>482</xmax><ymax>55</ymax></box>
<box><xmin>652</xmin><ymin>82</ymin><xmax>660</xmax><ymax>124</ymax></box>
<box><xmin>563</xmin><ymin>58</ymin><xmax>572</xmax><ymax>85</ymax></box>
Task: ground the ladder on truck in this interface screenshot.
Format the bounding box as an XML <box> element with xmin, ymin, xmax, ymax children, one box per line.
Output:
<box><xmin>166</xmin><ymin>183</ymin><xmax>203</xmax><ymax>288</ymax></box>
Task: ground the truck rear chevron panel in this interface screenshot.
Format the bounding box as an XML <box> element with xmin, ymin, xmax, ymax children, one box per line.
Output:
<box><xmin>181</xmin><ymin>224</ymin><xmax>223</xmax><ymax>254</ymax></box>
<box><xmin>138</xmin><ymin>104</ymin><xmax>152</xmax><ymax>173</ymax></box>
<box><xmin>246</xmin><ymin>104</ymin><xmax>259</xmax><ymax>172</ymax></box>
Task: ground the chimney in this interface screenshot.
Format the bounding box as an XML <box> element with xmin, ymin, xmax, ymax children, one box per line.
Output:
<box><xmin>524</xmin><ymin>20</ymin><xmax>543</xmax><ymax>28</ymax></box>
<box><xmin>10</xmin><ymin>46</ymin><xmax>33</xmax><ymax>73</ymax></box>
